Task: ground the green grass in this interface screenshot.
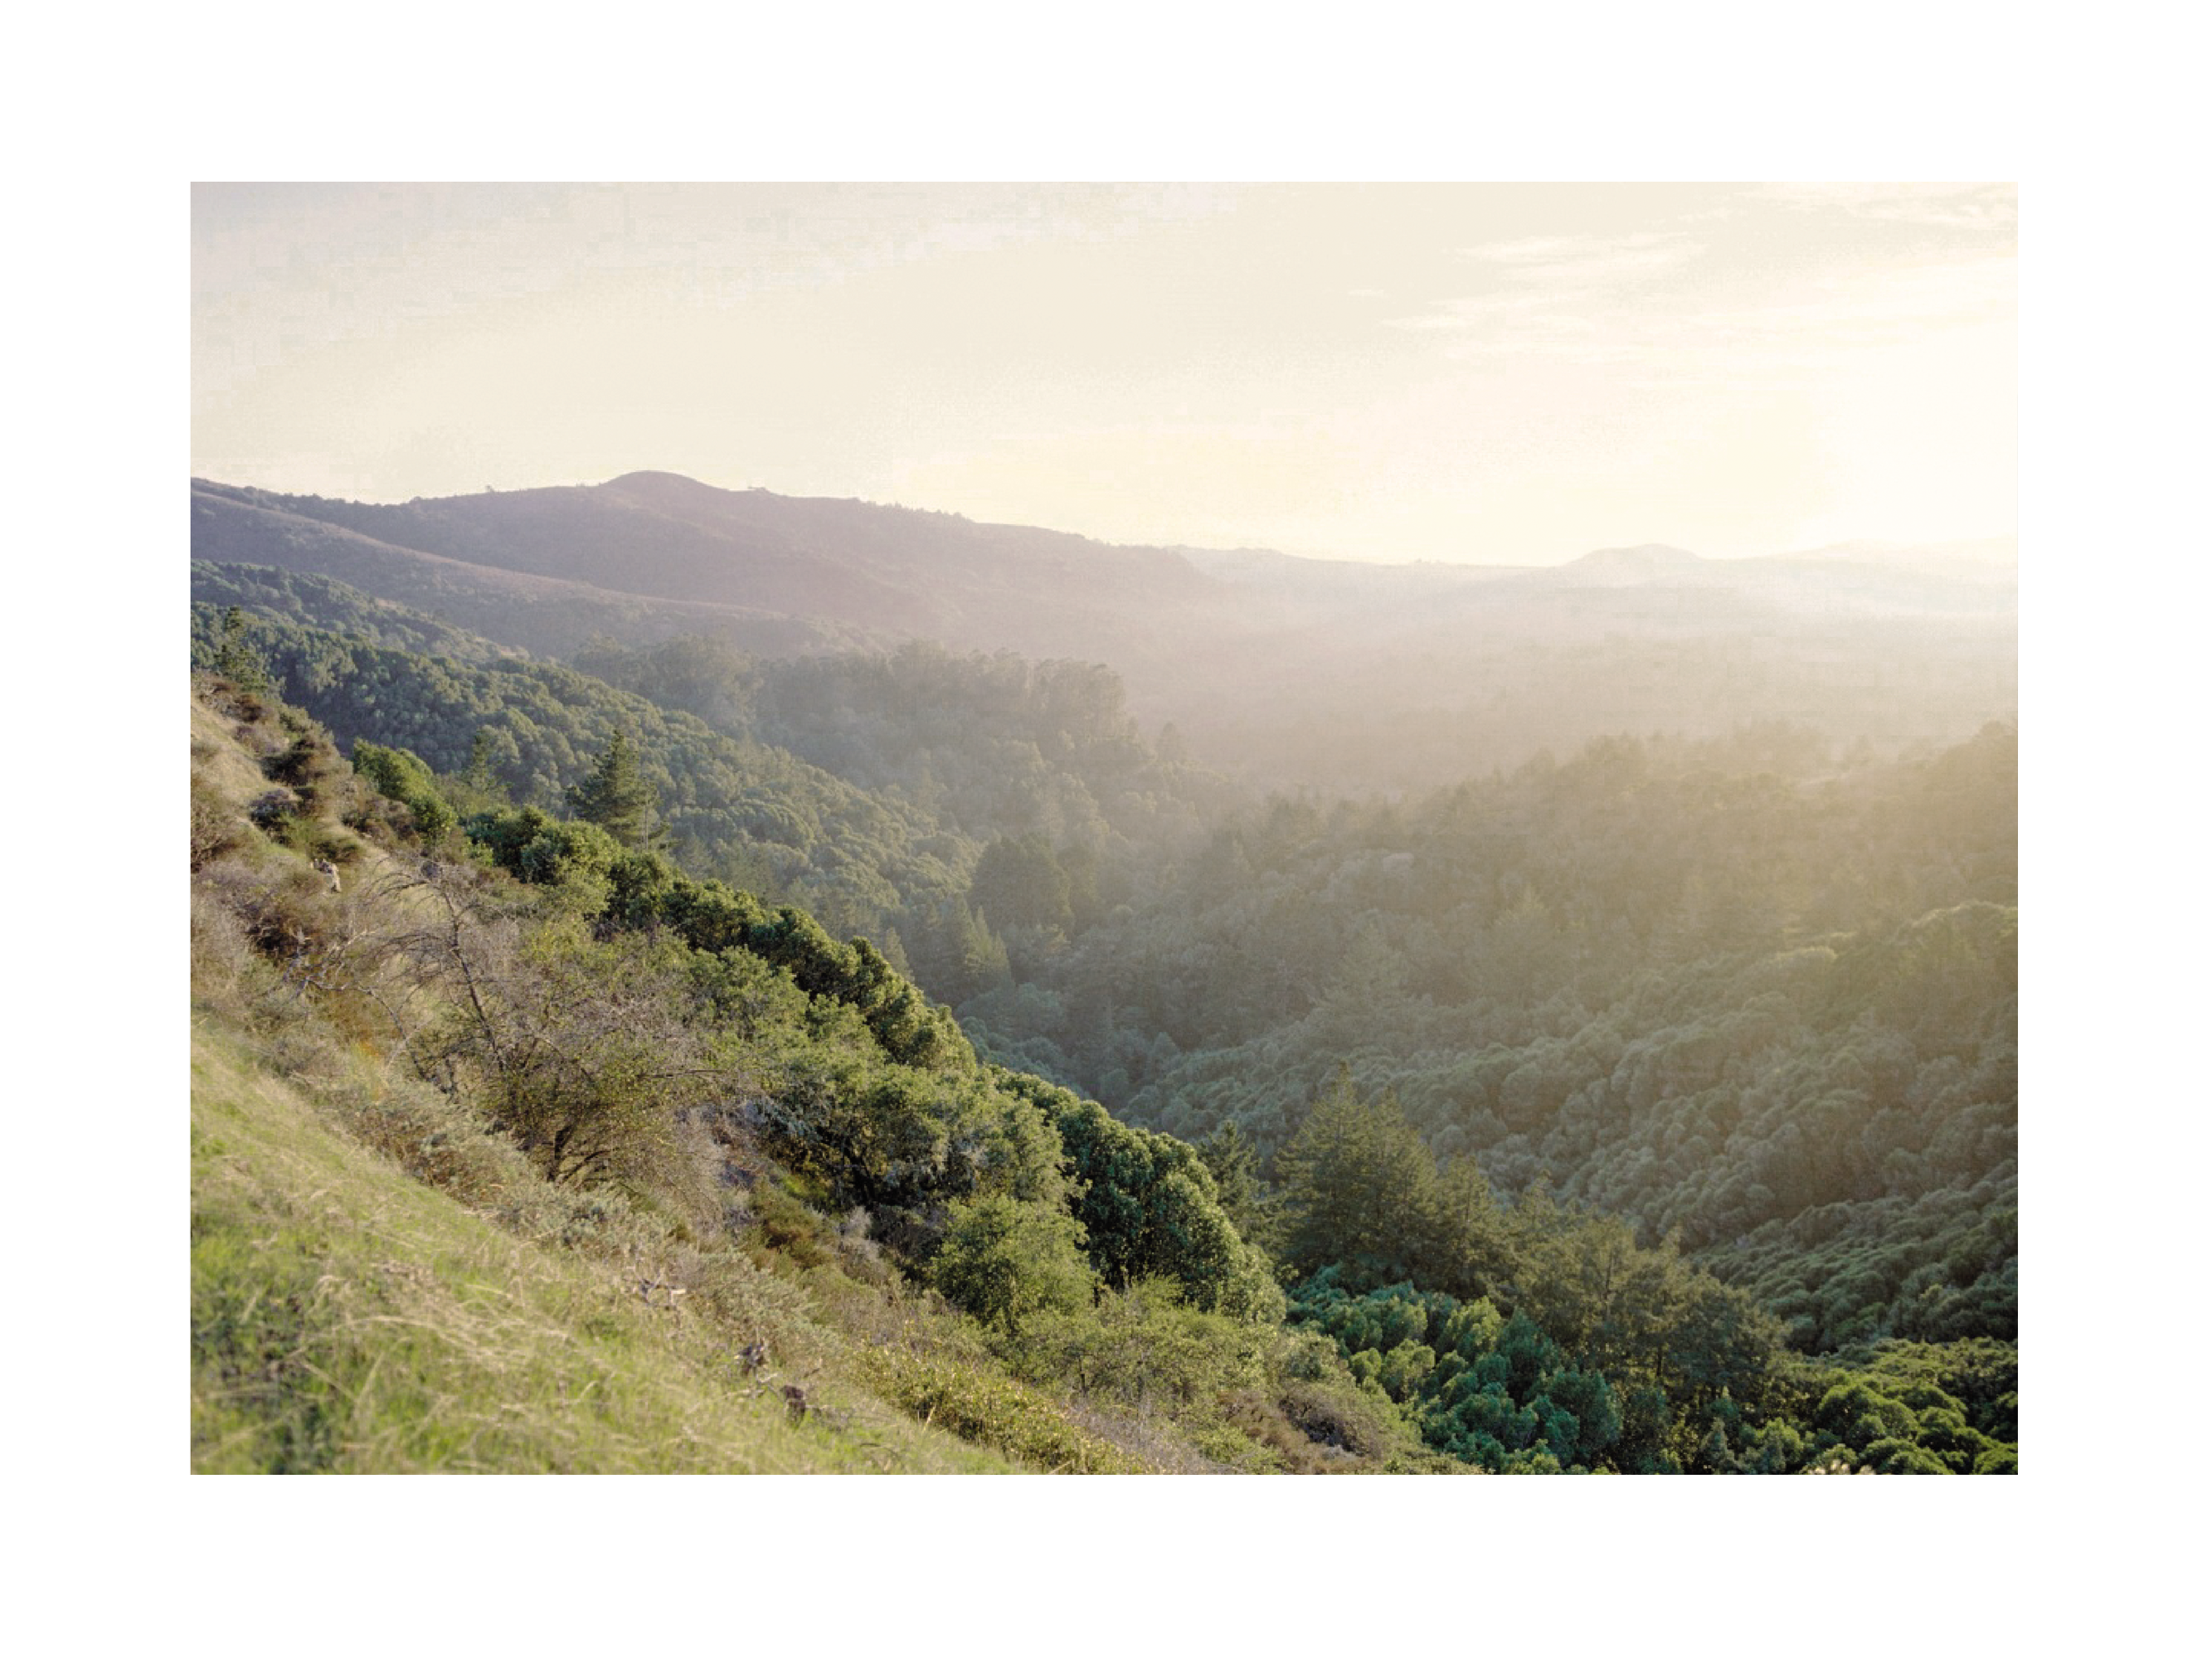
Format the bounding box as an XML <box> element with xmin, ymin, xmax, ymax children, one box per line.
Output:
<box><xmin>191</xmin><ymin>1021</ymin><xmax>1017</xmax><ymax>1473</ymax></box>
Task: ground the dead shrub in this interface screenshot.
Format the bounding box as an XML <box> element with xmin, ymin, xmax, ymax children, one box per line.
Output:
<box><xmin>1217</xmin><ymin>1388</ymin><xmax>1349</xmax><ymax>1472</ymax></box>
<box><xmin>191</xmin><ymin>885</ymin><xmax>270</xmax><ymax>1016</ymax></box>
<box><xmin>248</xmin><ymin>787</ymin><xmax>301</xmax><ymax>832</ymax></box>
<box><xmin>1276</xmin><ymin>1377</ymin><xmax>1397</xmax><ymax>1459</ymax></box>
<box><xmin>832</xmin><ymin>1206</ymin><xmax>892</xmax><ymax>1287</ymax></box>
<box><xmin>192</xmin><ymin>778</ymin><xmax>244</xmax><ymax>871</ymax></box>
<box><xmin>312</xmin><ymin>1069</ymin><xmax>531</xmax><ymax>1209</ymax></box>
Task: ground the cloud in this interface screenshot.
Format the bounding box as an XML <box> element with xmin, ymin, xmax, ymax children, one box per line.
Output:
<box><xmin>1458</xmin><ymin>231</ymin><xmax>1703</xmax><ymax>286</ymax></box>
<box><xmin>1386</xmin><ymin>231</ymin><xmax>1704</xmax><ymax>338</ymax></box>
<box><xmin>1382</xmin><ymin>200</ymin><xmax>2011</xmax><ymax>380</ymax></box>
<box><xmin>1747</xmin><ymin>182</ymin><xmax>2016</xmax><ymax>231</ymax></box>
<box><xmin>1700</xmin><ymin>253</ymin><xmax>2011</xmax><ymax>336</ymax></box>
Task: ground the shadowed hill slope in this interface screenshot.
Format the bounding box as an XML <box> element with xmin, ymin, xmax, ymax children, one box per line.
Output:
<box><xmin>191</xmin><ymin>482</ymin><xmax>892</xmax><ymax>659</ymax></box>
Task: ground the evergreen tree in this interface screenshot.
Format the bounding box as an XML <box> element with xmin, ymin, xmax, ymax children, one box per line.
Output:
<box><xmin>1197</xmin><ymin>1121</ymin><xmax>1281</xmax><ymax>1257</ymax></box>
<box><xmin>465</xmin><ymin>728</ymin><xmax>499</xmax><ymax>795</ymax></box>
<box><xmin>566</xmin><ymin>730</ymin><xmax>661</xmax><ymax>848</ymax></box>
<box><xmin>1274</xmin><ymin>1068</ymin><xmax>1443</xmax><ymax>1288</ymax></box>
<box><xmin>1423</xmin><ymin>1154</ymin><xmax>1512</xmax><ymax>1301</ymax></box>
<box><xmin>213</xmin><ymin>606</ymin><xmax>272</xmax><ymax>693</ymax></box>
<box><xmin>970</xmin><ymin>834</ymin><xmax>1073</xmax><ymax>935</ymax></box>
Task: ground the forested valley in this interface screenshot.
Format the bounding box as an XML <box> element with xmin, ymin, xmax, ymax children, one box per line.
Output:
<box><xmin>190</xmin><ymin>486</ymin><xmax>2016</xmax><ymax>1476</ymax></box>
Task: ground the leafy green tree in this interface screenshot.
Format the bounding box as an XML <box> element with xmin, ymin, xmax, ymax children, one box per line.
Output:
<box><xmin>466</xmin><ymin>806</ymin><xmax>623</xmax><ymax>908</ymax></box>
<box><xmin>412</xmin><ymin>918</ymin><xmax>704</xmax><ymax>1189</ymax></box>
<box><xmin>1003</xmin><ymin>1073</ymin><xmax>1281</xmax><ymax>1321</ymax></box>
<box><xmin>1812</xmin><ymin>1379</ymin><xmax>1916</xmax><ymax>1456</ymax></box>
<box><xmin>931</xmin><ymin>1194</ymin><xmax>1095</xmax><ymax>1337</ymax></box>
<box><xmin>1862</xmin><ymin>1438</ymin><xmax>1951</xmax><ymax>1475</ymax></box>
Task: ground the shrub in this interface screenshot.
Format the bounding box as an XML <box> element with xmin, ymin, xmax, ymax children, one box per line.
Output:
<box><xmin>1013</xmin><ymin>1278</ymin><xmax>1270</xmax><ymax>1413</ymax></box>
<box><xmin>192</xmin><ymin>776</ymin><xmax>243</xmax><ymax>870</ymax></box>
<box><xmin>190</xmin><ymin>883</ymin><xmax>270</xmax><ymax>1017</ymax></box>
<box><xmin>746</xmin><ymin>1181</ymin><xmax>834</xmax><ymax>1269</ymax></box>
<box><xmin>863</xmin><ymin>1342</ymin><xmax>1148</xmax><ymax>1472</ymax></box>
<box><xmin>309</xmin><ymin>1068</ymin><xmax>531</xmax><ymax>1211</ymax></box>
<box><xmin>352</xmin><ymin>740</ymin><xmax>458</xmax><ymax>841</ymax></box>
<box><xmin>1277</xmin><ymin>1374</ymin><xmax>1401</xmax><ymax>1459</ymax></box>
<box><xmin>464</xmin><ymin>807</ymin><xmax>620</xmax><ymax>912</ymax></box>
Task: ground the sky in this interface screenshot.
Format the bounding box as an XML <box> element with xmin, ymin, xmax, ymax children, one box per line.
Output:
<box><xmin>193</xmin><ymin>182</ymin><xmax>2015</xmax><ymax>566</ymax></box>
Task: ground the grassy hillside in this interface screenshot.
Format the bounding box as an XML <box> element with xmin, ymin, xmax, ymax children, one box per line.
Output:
<box><xmin>191</xmin><ymin>692</ymin><xmax>999</xmax><ymax>1472</ymax></box>
<box><xmin>192</xmin><ymin>1023</ymin><xmax>1020</xmax><ymax>1473</ymax></box>
<box><xmin>187</xmin><ymin>675</ymin><xmax>1423</xmax><ymax>1474</ymax></box>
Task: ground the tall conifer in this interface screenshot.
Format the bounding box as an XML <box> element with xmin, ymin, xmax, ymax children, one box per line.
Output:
<box><xmin>567</xmin><ymin>730</ymin><xmax>661</xmax><ymax>847</ymax></box>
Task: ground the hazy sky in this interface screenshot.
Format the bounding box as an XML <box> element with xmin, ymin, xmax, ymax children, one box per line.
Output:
<box><xmin>192</xmin><ymin>182</ymin><xmax>2015</xmax><ymax>565</ymax></box>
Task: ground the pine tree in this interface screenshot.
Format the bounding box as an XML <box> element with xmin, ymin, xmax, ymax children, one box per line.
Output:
<box><xmin>213</xmin><ymin>606</ymin><xmax>272</xmax><ymax>693</ymax></box>
<box><xmin>1273</xmin><ymin>1066</ymin><xmax>1443</xmax><ymax>1288</ymax></box>
<box><xmin>1196</xmin><ymin>1121</ymin><xmax>1281</xmax><ymax>1257</ymax></box>
<box><xmin>465</xmin><ymin>729</ymin><xmax>498</xmax><ymax>795</ymax></box>
<box><xmin>566</xmin><ymin>731</ymin><xmax>661</xmax><ymax>848</ymax></box>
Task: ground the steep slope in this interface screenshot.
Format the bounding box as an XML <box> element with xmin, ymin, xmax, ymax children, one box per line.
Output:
<box><xmin>192</xmin><ymin>1022</ymin><xmax>1018</xmax><ymax>1474</ymax></box>
<box><xmin>188</xmin><ymin>675</ymin><xmax>1421</xmax><ymax>1475</ymax></box>
<box><xmin>189</xmin><ymin>689</ymin><xmax>1023</xmax><ymax>1472</ymax></box>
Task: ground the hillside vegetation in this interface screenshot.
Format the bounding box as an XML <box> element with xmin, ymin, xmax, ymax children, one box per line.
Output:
<box><xmin>190</xmin><ymin>652</ymin><xmax>2015</xmax><ymax>1473</ymax></box>
<box><xmin>975</xmin><ymin>723</ymin><xmax>2019</xmax><ymax>1356</ymax></box>
<box><xmin>190</xmin><ymin>676</ymin><xmax>1424</xmax><ymax>1473</ymax></box>
<box><xmin>190</xmin><ymin>580</ymin><xmax>1232</xmax><ymax>999</ymax></box>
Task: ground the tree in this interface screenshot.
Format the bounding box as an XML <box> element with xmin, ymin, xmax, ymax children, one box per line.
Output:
<box><xmin>566</xmin><ymin>730</ymin><xmax>661</xmax><ymax>848</ymax></box>
<box><xmin>970</xmin><ymin>834</ymin><xmax>1072</xmax><ymax>936</ymax></box>
<box><xmin>1004</xmin><ymin>1073</ymin><xmax>1281</xmax><ymax>1321</ymax></box>
<box><xmin>463</xmin><ymin>729</ymin><xmax>508</xmax><ymax>799</ymax></box>
<box><xmin>1422</xmin><ymin>1155</ymin><xmax>1512</xmax><ymax>1301</ymax></box>
<box><xmin>1274</xmin><ymin>1068</ymin><xmax>1445</xmax><ymax>1288</ymax></box>
<box><xmin>1197</xmin><ymin>1121</ymin><xmax>1281</xmax><ymax>1255</ymax></box>
<box><xmin>930</xmin><ymin>1194</ymin><xmax>1094</xmax><ymax>1337</ymax></box>
<box><xmin>399</xmin><ymin>900</ymin><xmax>702</xmax><ymax>1190</ymax></box>
<box><xmin>213</xmin><ymin>606</ymin><xmax>272</xmax><ymax>693</ymax></box>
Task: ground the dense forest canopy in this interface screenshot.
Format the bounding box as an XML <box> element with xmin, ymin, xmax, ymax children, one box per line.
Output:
<box><xmin>191</xmin><ymin>479</ymin><xmax>2015</xmax><ymax>1475</ymax></box>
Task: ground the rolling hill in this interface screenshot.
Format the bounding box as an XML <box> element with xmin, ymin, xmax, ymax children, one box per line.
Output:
<box><xmin>190</xmin><ymin>473</ymin><xmax>2016</xmax><ymax>792</ymax></box>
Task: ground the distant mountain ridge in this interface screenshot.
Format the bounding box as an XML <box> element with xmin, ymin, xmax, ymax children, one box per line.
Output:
<box><xmin>190</xmin><ymin>481</ymin><xmax>893</xmax><ymax>659</ymax></box>
<box><xmin>1534</xmin><ymin>544</ymin><xmax>1704</xmax><ymax>586</ymax></box>
<box><xmin>191</xmin><ymin>472</ymin><xmax>2017</xmax><ymax>792</ymax></box>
